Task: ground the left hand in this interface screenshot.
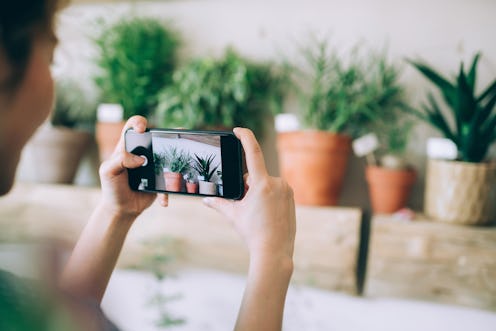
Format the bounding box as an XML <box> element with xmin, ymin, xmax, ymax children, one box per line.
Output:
<box><xmin>98</xmin><ymin>116</ymin><xmax>168</xmax><ymax>218</ymax></box>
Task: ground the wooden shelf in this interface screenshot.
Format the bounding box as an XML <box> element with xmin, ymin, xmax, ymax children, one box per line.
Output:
<box><xmin>366</xmin><ymin>214</ymin><xmax>496</xmax><ymax>311</ymax></box>
<box><xmin>0</xmin><ymin>183</ymin><xmax>363</xmax><ymax>294</ymax></box>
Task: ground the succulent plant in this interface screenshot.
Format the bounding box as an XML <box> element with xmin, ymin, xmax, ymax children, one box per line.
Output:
<box><xmin>408</xmin><ymin>53</ymin><xmax>496</xmax><ymax>162</ymax></box>
<box><xmin>192</xmin><ymin>154</ymin><xmax>219</xmax><ymax>182</ymax></box>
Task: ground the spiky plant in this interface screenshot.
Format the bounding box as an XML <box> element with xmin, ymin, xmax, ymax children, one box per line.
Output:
<box><xmin>408</xmin><ymin>53</ymin><xmax>496</xmax><ymax>162</ymax></box>
<box><xmin>192</xmin><ymin>154</ymin><xmax>219</xmax><ymax>182</ymax></box>
<box><xmin>162</xmin><ymin>147</ymin><xmax>190</xmax><ymax>174</ymax></box>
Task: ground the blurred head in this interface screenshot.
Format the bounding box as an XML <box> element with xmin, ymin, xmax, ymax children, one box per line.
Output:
<box><xmin>0</xmin><ymin>0</ymin><xmax>62</xmax><ymax>195</ymax></box>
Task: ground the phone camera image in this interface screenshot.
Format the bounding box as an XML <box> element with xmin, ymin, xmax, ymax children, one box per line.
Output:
<box><xmin>152</xmin><ymin>132</ymin><xmax>223</xmax><ymax>196</ymax></box>
<box><xmin>125</xmin><ymin>129</ymin><xmax>239</xmax><ymax>198</ymax></box>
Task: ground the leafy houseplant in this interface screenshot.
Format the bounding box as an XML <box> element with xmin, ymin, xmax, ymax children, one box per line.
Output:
<box><xmin>94</xmin><ymin>16</ymin><xmax>180</xmax><ymax>119</ymax></box>
<box><xmin>409</xmin><ymin>53</ymin><xmax>496</xmax><ymax>225</ymax></box>
<box><xmin>52</xmin><ymin>79</ymin><xmax>97</xmax><ymax>131</ymax></box>
<box><xmin>26</xmin><ymin>79</ymin><xmax>96</xmax><ymax>183</ymax></box>
<box><xmin>365</xmin><ymin>100</ymin><xmax>417</xmax><ymax>213</ymax></box>
<box><xmin>185</xmin><ymin>170</ymin><xmax>199</xmax><ymax>194</ymax></box>
<box><xmin>192</xmin><ymin>154</ymin><xmax>219</xmax><ymax>195</ymax></box>
<box><xmin>277</xmin><ymin>39</ymin><xmax>408</xmax><ymax>206</ymax></box>
<box><xmin>161</xmin><ymin>147</ymin><xmax>190</xmax><ymax>192</ymax></box>
<box><xmin>94</xmin><ymin>16</ymin><xmax>180</xmax><ymax>161</ymax></box>
<box><xmin>156</xmin><ymin>49</ymin><xmax>287</xmax><ymax>138</ymax></box>
<box><xmin>366</xmin><ymin>119</ymin><xmax>417</xmax><ymax>214</ymax></box>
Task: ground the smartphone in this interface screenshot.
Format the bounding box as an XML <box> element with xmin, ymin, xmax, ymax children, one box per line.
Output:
<box><xmin>125</xmin><ymin>128</ymin><xmax>244</xmax><ymax>200</ymax></box>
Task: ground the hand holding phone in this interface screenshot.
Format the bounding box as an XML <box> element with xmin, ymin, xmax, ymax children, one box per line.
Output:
<box><xmin>125</xmin><ymin>128</ymin><xmax>245</xmax><ymax>200</ymax></box>
<box><xmin>98</xmin><ymin>116</ymin><xmax>161</xmax><ymax>218</ymax></box>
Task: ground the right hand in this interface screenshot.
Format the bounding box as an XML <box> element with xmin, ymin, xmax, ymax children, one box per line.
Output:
<box><xmin>203</xmin><ymin>128</ymin><xmax>296</xmax><ymax>263</ymax></box>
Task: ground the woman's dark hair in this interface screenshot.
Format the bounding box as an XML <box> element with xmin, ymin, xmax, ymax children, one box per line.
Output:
<box><xmin>0</xmin><ymin>0</ymin><xmax>60</xmax><ymax>91</ymax></box>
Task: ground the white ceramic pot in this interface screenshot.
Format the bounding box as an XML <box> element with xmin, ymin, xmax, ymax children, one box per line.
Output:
<box><xmin>199</xmin><ymin>181</ymin><xmax>217</xmax><ymax>195</ymax></box>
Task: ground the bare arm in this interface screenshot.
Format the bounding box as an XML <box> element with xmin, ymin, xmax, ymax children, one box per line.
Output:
<box><xmin>60</xmin><ymin>116</ymin><xmax>167</xmax><ymax>302</ymax></box>
<box><xmin>59</xmin><ymin>203</ymin><xmax>136</xmax><ymax>302</ymax></box>
<box><xmin>204</xmin><ymin>128</ymin><xmax>296</xmax><ymax>331</ymax></box>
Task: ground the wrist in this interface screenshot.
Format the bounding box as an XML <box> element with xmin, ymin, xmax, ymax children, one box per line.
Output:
<box><xmin>249</xmin><ymin>252</ymin><xmax>294</xmax><ymax>278</ymax></box>
<box><xmin>96</xmin><ymin>200</ymin><xmax>138</xmax><ymax>226</ymax></box>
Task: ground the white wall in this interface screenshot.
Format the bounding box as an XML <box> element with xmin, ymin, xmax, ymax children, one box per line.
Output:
<box><xmin>50</xmin><ymin>0</ymin><xmax>496</xmax><ymax>210</ymax></box>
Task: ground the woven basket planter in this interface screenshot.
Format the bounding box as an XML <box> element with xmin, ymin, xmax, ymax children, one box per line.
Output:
<box><xmin>424</xmin><ymin>159</ymin><xmax>496</xmax><ymax>225</ymax></box>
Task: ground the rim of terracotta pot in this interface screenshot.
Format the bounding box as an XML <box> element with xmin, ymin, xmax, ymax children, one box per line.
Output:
<box><xmin>277</xmin><ymin>130</ymin><xmax>352</xmax><ymax>151</ymax></box>
<box><xmin>366</xmin><ymin>165</ymin><xmax>417</xmax><ymax>184</ymax></box>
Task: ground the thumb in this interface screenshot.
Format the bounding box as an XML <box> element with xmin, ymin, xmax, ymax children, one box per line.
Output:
<box><xmin>203</xmin><ymin>197</ymin><xmax>236</xmax><ymax>219</ymax></box>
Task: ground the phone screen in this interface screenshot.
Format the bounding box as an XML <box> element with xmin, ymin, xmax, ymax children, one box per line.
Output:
<box><xmin>125</xmin><ymin>128</ymin><xmax>244</xmax><ymax>199</ymax></box>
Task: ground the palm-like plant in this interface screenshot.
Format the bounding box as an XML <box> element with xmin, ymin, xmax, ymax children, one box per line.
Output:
<box><xmin>162</xmin><ymin>147</ymin><xmax>190</xmax><ymax>174</ymax></box>
<box><xmin>408</xmin><ymin>53</ymin><xmax>496</xmax><ymax>162</ymax></box>
<box><xmin>192</xmin><ymin>154</ymin><xmax>219</xmax><ymax>182</ymax></box>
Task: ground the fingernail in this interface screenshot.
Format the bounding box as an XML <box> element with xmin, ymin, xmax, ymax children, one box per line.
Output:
<box><xmin>134</xmin><ymin>155</ymin><xmax>145</xmax><ymax>163</ymax></box>
<box><xmin>203</xmin><ymin>197</ymin><xmax>213</xmax><ymax>206</ymax></box>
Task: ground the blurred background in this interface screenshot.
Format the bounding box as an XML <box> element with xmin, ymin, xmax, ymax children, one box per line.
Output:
<box><xmin>2</xmin><ymin>0</ymin><xmax>496</xmax><ymax>330</ymax></box>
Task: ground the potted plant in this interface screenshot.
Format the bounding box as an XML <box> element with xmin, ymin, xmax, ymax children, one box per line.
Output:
<box><xmin>185</xmin><ymin>170</ymin><xmax>199</xmax><ymax>194</ymax></box>
<box><xmin>277</xmin><ymin>39</ymin><xmax>406</xmax><ymax>206</ymax></box>
<box><xmin>161</xmin><ymin>147</ymin><xmax>190</xmax><ymax>192</ymax></box>
<box><xmin>155</xmin><ymin>49</ymin><xmax>287</xmax><ymax>138</ymax></box>
<box><xmin>25</xmin><ymin>79</ymin><xmax>96</xmax><ymax>183</ymax></box>
<box><xmin>192</xmin><ymin>154</ymin><xmax>219</xmax><ymax>195</ymax></box>
<box><xmin>93</xmin><ymin>16</ymin><xmax>180</xmax><ymax>161</ymax></box>
<box><xmin>365</xmin><ymin>119</ymin><xmax>417</xmax><ymax>214</ymax></box>
<box><xmin>408</xmin><ymin>53</ymin><xmax>496</xmax><ymax>225</ymax></box>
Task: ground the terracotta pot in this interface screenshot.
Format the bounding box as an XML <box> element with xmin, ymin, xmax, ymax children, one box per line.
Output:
<box><xmin>186</xmin><ymin>182</ymin><xmax>199</xmax><ymax>194</ymax></box>
<box><xmin>425</xmin><ymin>159</ymin><xmax>496</xmax><ymax>225</ymax></box>
<box><xmin>95</xmin><ymin>121</ymin><xmax>125</xmax><ymax>162</ymax></box>
<box><xmin>164</xmin><ymin>172</ymin><xmax>183</xmax><ymax>192</ymax></box>
<box><xmin>26</xmin><ymin>124</ymin><xmax>91</xmax><ymax>184</ymax></box>
<box><xmin>366</xmin><ymin>166</ymin><xmax>416</xmax><ymax>214</ymax></box>
<box><xmin>199</xmin><ymin>181</ymin><xmax>217</xmax><ymax>195</ymax></box>
<box><xmin>277</xmin><ymin>131</ymin><xmax>351</xmax><ymax>206</ymax></box>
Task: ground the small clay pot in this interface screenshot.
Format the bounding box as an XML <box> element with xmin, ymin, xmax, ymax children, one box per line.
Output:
<box><xmin>186</xmin><ymin>182</ymin><xmax>199</xmax><ymax>194</ymax></box>
<box><xmin>164</xmin><ymin>172</ymin><xmax>183</xmax><ymax>192</ymax></box>
<box><xmin>366</xmin><ymin>165</ymin><xmax>416</xmax><ymax>214</ymax></box>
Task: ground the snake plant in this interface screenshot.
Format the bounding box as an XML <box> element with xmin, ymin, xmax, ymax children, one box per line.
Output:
<box><xmin>408</xmin><ymin>53</ymin><xmax>496</xmax><ymax>162</ymax></box>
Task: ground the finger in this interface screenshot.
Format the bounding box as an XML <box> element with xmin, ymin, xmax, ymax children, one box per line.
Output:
<box><xmin>113</xmin><ymin>115</ymin><xmax>148</xmax><ymax>155</ymax></box>
<box><xmin>158</xmin><ymin>193</ymin><xmax>169</xmax><ymax>207</ymax></box>
<box><xmin>203</xmin><ymin>197</ymin><xmax>236</xmax><ymax>220</ymax></box>
<box><xmin>233</xmin><ymin>127</ymin><xmax>268</xmax><ymax>180</ymax></box>
<box><xmin>101</xmin><ymin>152</ymin><xmax>145</xmax><ymax>178</ymax></box>
<box><xmin>243</xmin><ymin>173</ymin><xmax>250</xmax><ymax>194</ymax></box>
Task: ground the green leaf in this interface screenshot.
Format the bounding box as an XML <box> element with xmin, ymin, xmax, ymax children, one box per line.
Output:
<box><xmin>478</xmin><ymin>78</ymin><xmax>496</xmax><ymax>103</ymax></box>
<box><xmin>408</xmin><ymin>58</ymin><xmax>459</xmax><ymax>111</ymax></box>
<box><xmin>408</xmin><ymin>59</ymin><xmax>454</xmax><ymax>94</ymax></box>
<box><xmin>425</xmin><ymin>93</ymin><xmax>457</xmax><ymax>143</ymax></box>
<box><xmin>456</xmin><ymin>63</ymin><xmax>477</xmax><ymax>124</ymax></box>
<box><xmin>466</xmin><ymin>53</ymin><xmax>480</xmax><ymax>92</ymax></box>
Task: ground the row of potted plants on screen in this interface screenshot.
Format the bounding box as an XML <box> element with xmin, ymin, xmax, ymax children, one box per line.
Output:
<box><xmin>35</xmin><ymin>15</ymin><xmax>495</xmax><ymax>226</ymax></box>
<box><xmin>153</xmin><ymin>147</ymin><xmax>222</xmax><ymax>196</ymax></box>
